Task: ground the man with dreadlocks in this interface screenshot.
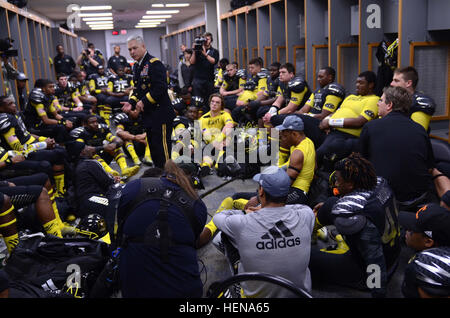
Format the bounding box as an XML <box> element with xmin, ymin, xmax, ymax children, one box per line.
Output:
<box><xmin>309</xmin><ymin>153</ymin><xmax>401</xmax><ymax>298</ymax></box>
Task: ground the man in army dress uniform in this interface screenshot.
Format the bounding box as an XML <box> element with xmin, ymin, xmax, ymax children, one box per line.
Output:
<box><xmin>121</xmin><ymin>36</ymin><xmax>175</xmax><ymax>168</ymax></box>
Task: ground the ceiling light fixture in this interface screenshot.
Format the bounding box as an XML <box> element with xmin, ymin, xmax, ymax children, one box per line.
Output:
<box><xmin>73</xmin><ymin>6</ymin><xmax>112</xmax><ymax>11</ymax></box>
<box><xmin>140</xmin><ymin>19</ymin><xmax>166</xmax><ymax>22</ymax></box>
<box><xmin>146</xmin><ymin>10</ymin><xmax>179</xmax><ymax>14</ymax></box>
<box><xmin>90</xmin><ymin>27</ymin><xmax>114</xmax><ymax>30</ymax></box>
<box><xmin>142</xmin><ymin>15</ymin><xmax>172</xmax><ymax>19</ymax></box>
<box><xmin>166</xmin><ymin>3</ymin><xmax>190</xmax><ymax>7</ymax></box>
<box><xmin>151</xmin><ymin>4</ymin><xmax>164</xmax><ymax>7</ymax></box>
<box><xmin>90</xmin><ymin>26</ymin><xmax>114</xmax><ymax>29</ymax></box>
<box><xmin>78</xmin><ymin>13</ymin><xmax>113</xmax><ymax>17</ymax></box>
<box><xmin>135</xmin><ymin>25</ymin><xmax>158</xmax><ymax>28</ymax></box>
<box><xmin>138</xmin><ymin>22</ymin><xmax>160</xmax><ymax>25</ymax></box>
<box><xmin>82</xmin><ymin>17</ymin><xmax>113</xmax><ymax>21</ymax></box>
<box><xmin>89</xmin><ymin>23</ymin><xmax>114</xmax><ymax>26</ymax></box>
<box><xmin>86</xmin><ymin>21</ymin><xmax>114</xmax><ymax>25</ymax></box>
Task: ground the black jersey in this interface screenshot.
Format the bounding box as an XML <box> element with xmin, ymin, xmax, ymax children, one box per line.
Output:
<box><xmin>265</xmin><ymin>76</ymin><xmax>280</xmax><ymax>98</ymax></box>
<box><xmin>222</xmin><ymin>73</ymin><xmax>241</xmax><ymax>92</ymax></box>
<box><xmin>307</xmin><ymin>83</ymin><xmax>346</xmax><ymax>115</ymax></box>
<box><xmin>108</xmin><ymin>75</ymin><xmax>133</xmax><ymax>93</ymax></box>
<box><xmin>54</xmin><ymin>85</ymin><xmax>74</xmax><ymax>108</ymax></box>
<box><xmin>277</xmin><ymin>76</ymin><xmax>311</xmax><ymax>109</ymax></box>
<box><xmin>107</xmin><ymin>55</ymin><xmax>130</xmax><ymax>73</ymax></box>
<box><xmin>88</xmin><ymin>73</ymin><xmax>110</xmax><ymax>94</ymax></box>
<box><xmin>24</xmin><ymin>88</ymin><xmax>56</xmax><ymax>128</ymax></box>
<box><xmin>0</xmin><ymin>112</ymin><xmax>33</xmax><ymax>150</ymax></box>
<box><xmin>113</xmin><ymin>112</ymin><xmax>144</xmax><ymax>136</ymax></box>
<box><xmin>70</xmin><ymin>124</ymin><xmax>113</xmax><ymax>147</ymax></box>
<box><xmin>242</xmin><ymin>70</ymin><xmax>269</xmax><ymax>91</ymax></box>
<box><xmin>76</xmin><ymin>80</ymin><xmax>89</xmax><ymax>96</ymax></box>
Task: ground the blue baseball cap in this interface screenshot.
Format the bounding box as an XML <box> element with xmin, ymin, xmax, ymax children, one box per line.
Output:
<box><xmin>253</xmin><ymin>166</ymin><xmax>291</xmax><ymax>197</ymax></box>
<box><xmin>275</xmin><ymin>115</ymin><xmax>304</xmax><ymax>131</ymax></box>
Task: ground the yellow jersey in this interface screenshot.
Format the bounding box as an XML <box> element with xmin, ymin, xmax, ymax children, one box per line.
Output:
<box><xmin>199</xmin><ymin>111</ymin><xmax>233</xmax><ymax>144</ymax></box>
<box><xmin>331</xmin><ymin>94</ymin><xmax>379</xmax><ymax>137</ymax></box>
<box><xmin>289</xmin><ymin>137</ymin><xmax>316</xmax><ymax>193</ymax></box>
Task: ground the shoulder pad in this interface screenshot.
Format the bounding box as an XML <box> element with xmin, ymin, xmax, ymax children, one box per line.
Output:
<box><xmin>171</xmin><ymin>97</ymin><xmax>185</xmax><ymax>106</ymax></box>
<box><xmin>0</xmin><ymin>113</ymin><xmax>12</xmax><ymax>133</ymax></box>
<box><xmin>30</xmin><ymin>88</ymin><xmax>45</xmax><ymax>103</ymax></box>
<box><xmin>150</xmin><ymin>57</ymin><xmax>160</xmax><ymax>63</ymax></box>
<box><xmin>236</xmin><ymin>69</ymin><xmax>247</xmax><ymax>79</ymax></box>
<box><xmin>257</xmin><ymin>69</ymin><xmax>270</xmax><ymax>78</ymax></box>
<box><xmin>191</xmin><ymin>96</ymin><xmax>205</xmax><ymax>108</ymax></box>
<box><xmin>412</xmin><ymin>93</ymin><xmax>436</xmax><ymax>115</ymax></box>
<box><xmin>67</xmin><ymin>81</ymin><xmax>77</xmax><ymax>90</ymax></box>
<box><xmin>99</xmin><ymin>123</ymin><xmax>110</xmax><ymax>131</ymax></box>
<box><xmin>87</xmin><ymin>73</ymin><xmax>97</xmax><ymax>80</ymax></box>
<box><xmin>325</xmin><ymin>83</ymin><xmax>346</xmax><ymax>98</ymax></box>
<box><xmin>70</xmin><ymin>127</ymin><xmax>85</xmax><ymax>138</ymax></box>
<box><xmin>173</xmin><ymin>116</ymin><xmax>189</xmax><ymax>127</ymax></box>
<box><xmin>113</xmin><ymin>112</ymin><xmax>130</xmax><ymax>126</ymax></box>
<box><xmin>288</xmin><ymin>77</ymin><xmax>306</xmax><ymax>93</ymax></box>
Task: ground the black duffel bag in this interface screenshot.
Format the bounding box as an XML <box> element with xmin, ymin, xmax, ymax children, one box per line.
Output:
<box><xmin>3</xmin><ymin>234</ymin><xmax>109</xmax><ymax>298</ymax></box>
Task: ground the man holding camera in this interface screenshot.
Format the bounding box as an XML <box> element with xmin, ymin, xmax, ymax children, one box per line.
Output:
<box><xmin>76</xmin><ymin>47</ymin><xmax>102</xmax><ymax>77</ymax></box>
<box><xmin>189</xmin><ymin>32</ymin><xmax>219</xmax><ymax>111</ymax></box>
<box><xmin>1</xmin><ymin>38</ymin><xmax>20</xmax><ymax>103</ymax></box>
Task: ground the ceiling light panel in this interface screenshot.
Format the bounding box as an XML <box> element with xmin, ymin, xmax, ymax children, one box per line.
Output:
<box><xmin>86</xmin><ymin>21</ymin><xmax>114</xmax><ymax>24</ymax></box>
<box><xmin>82</xmin><ymin>17</ymin><xmax>113</xmax><ymax>21</ymax></box>
<box><xmin>165</xmin><ymin>3</ymin><xmax>190</xmax><ymax>7</ymax></box>
<box><xmin>78</xmin><ymin>13</ymin><xmax>113</xmax><ymax>17</ymax></box>
<box><xmin>140</xmin><ymin>19</ymin><xmax>166</xmax><ymax>22</ymax></box>
<box><xmin>142</xmin><ymin>15</ymin><xmax>172</xmax><ymax>19</ymax></box>
<box><xmin>74</xmin><ymin>6</ymin><xmax>112</xmax><ymax>11</ymax></box>
<box><xmin>146</xmin><ymin>10</ymin><xmax>179</xmax><ymax>14</ymax></box>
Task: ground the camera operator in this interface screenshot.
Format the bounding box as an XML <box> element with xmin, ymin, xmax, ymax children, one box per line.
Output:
<box><xmin>88</xmin><ymin>43</ymin><xmax>105</xmax><ymax>67</ymax></box>
<box><xmin>189</xmin><ymin>32</ymin><xmax>219</xmax><ymax>111</ymax></box>
<box><xmin>1</xmin><ymin>38</ymin><xmax>20</xmax><ymax>103</ymax></box>
<box><xmin>76</xmin><ymin>47</ymin><xmax>102</xmax><ymax>77</ymax></box>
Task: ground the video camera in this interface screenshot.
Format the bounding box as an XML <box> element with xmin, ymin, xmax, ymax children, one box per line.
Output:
<box><xmin>194</xmin><ymin>36</ymin><xmax>206</xmax><ymax>52</ymax></box>
<box><xmin>0</xmin><ymin>38</ymin><xmax>18</xmax><ymax>58</ymax></box>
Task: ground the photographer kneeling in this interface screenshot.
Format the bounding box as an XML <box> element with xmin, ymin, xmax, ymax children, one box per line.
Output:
<box><xmin>189</xmin><ymin>32</ymin><xmax>219</xmax><ymax>112</ymax></box>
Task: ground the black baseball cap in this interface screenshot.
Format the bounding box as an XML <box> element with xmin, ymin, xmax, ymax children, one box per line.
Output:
<box><xmin>399</xmin><ymin>203</ymin><xmax>450</xmax><ymax>246</ymax></box>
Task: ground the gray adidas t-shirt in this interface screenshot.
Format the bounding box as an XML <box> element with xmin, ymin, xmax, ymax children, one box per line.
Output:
<box><xmin>213</xmin><ymin>204</ymin><xmax>315</xmax><ymax>298</ymax></box>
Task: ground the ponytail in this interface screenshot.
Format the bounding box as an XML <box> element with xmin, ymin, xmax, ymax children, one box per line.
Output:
<box><xmin>164</xmin><ymin>160</ymin><xmax>199</xmax><ymax>199</ymax></box>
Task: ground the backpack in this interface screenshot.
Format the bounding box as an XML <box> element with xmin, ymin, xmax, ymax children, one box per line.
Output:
<box><xmin>3</xmin><ymin>234</ymin><xmax>109</xmax><ymax>298</ymax></box>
